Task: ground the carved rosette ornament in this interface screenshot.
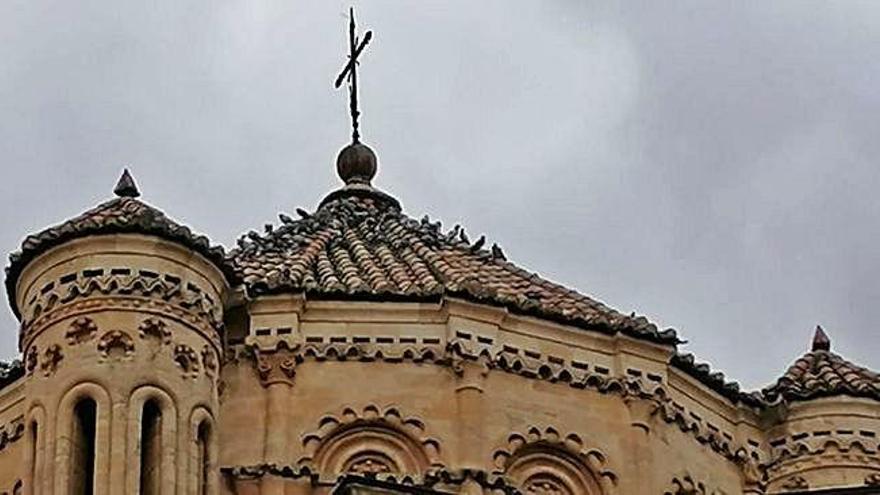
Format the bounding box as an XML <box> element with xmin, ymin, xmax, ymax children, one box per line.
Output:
<box><xmin>40</xmin><ymin>345</ymin><xmax>63</xmax><ymax>376</ymax></box>
<box><xmin>25</xmin><ymin>347</ymin><xmax>37</xmax><ymax>375</ymax></box>
<box><xmin>65</xmin><ymin>317</ymin><xmax>98</xmax><ymax>345</ymax></box>
<box><xmin>97</xmin><ymin>330</ymin><xmax>135</xmax><ymax>361</ymax></box>
<box><xmin>138</xmin><ymin>318</ymin><xmax>171</xmax><ymax>346</ymax></box>
<box><xmin>173</xmin><ymin>344</ymin><xmax>200</xmax><ymax>379</ymax></box>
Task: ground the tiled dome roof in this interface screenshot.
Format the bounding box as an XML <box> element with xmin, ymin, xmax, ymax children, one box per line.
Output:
<box><xmin>762</xmin><ymin>326</ymin><xmax>880</xmax><ymax>403</ymax></box>
<box><xmin>228</xmin><ymin>178</ymin><xmax>679</xmax><ymax>346</ymax></box>
<box><xmin>4</xmin><ymin>171</ymin><xmax>228</xmax><ymax>318</ymax></box>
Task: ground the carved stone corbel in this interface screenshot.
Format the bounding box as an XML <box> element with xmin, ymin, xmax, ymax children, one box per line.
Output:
<box><xmin>254</xmin><ymin>347</ymin><xmax>299</xmax><ymax>386</ymax></box>
<box><xmin>624</xmin><ymin>395</ymin><xmax>659</xmax><ymax>434</ymax></box>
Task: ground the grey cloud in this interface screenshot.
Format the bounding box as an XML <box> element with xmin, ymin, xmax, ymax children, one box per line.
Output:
<box><xmin>1</xmin><ymin>1</ymin><xmax>878</xmax><ymax>389</ymax></box>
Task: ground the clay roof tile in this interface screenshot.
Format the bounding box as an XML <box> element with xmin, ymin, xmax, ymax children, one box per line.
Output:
<box><xmin>228</xmin><ymin>188</ymin><xmax>680</xmax><ymax>346</ymax></box>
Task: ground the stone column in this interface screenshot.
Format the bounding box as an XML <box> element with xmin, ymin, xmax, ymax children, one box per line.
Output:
<box><xmin>255</xmin><ymin>349</ymin><xmax>297</xmax><ymax>495</ymax></box>
<box><xmin>453</xmin><ymin>353</ymin><xmax>489</xmax><ymax>470</ymax></box>
<box><xmin>108</xmin><ymin>399</ymin><xmax>128</xmax><ymax>494</ymax></box>
<box><xmin>624</xmin><ymin>394</ymin><xmax>657</xmax><ymax>495</ymax></box>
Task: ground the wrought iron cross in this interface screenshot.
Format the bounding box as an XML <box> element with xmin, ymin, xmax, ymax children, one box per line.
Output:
<box><xmin>335</xmin><ymin>7</ymin><xmax>373</xmax><ymax>144</ymax></box>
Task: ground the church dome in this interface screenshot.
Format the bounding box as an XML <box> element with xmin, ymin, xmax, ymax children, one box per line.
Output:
<box><xmin>228</xmin><ymin>159</ymin><xmax>679</xmax><ymax>346</ymax></box>
<box><xmin>4</xmin><ymin>170</ymin><xmax>229</xmax><ymax>319</ymax></box>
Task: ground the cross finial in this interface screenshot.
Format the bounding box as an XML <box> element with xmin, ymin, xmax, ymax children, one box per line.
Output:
<box><xmin>334</xmin><ymin>7</ymin><xmax>373</xmax><ymax>144</ymax></box>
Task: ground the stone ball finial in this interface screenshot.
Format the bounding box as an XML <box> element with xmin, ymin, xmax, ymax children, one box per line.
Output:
<box><xmin>114</xmin><ymin>168</ymin><xmax>140</xmax><ymax>198</ymax></box>
<box><xmin>336</xmin><ymin>142</ymin><xmax>377</xmax><ymax>185</ymax></box>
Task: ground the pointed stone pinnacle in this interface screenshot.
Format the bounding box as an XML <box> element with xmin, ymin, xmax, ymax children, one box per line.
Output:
<box><xmin>114</xmin><ymin>168</ymin><xmax>140</xmax><ymax>198</ymax></box>
<box><xmin>812</xmin><ymin>325</ymin><xmax>831</xmax><ymax>352</ymax></box>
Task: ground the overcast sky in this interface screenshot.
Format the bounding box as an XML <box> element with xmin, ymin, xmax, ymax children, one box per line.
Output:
<box><xmin>1</xmin><ymin>1</ymin><xmax>878</xmax><ymax>389</ymax></box>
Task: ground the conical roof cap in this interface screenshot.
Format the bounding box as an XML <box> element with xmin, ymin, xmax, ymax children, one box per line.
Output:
<box><xmin>5</xmin><ymin>170</ymin><xmax>228</xmax><ymax>318</ymax></box>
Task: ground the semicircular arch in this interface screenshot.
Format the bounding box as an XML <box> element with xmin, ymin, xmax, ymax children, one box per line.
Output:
<box><xmin>492</xmin><ymin>426</ymin><xmax>618</xmax><ymax>495</ymax></box>
<box><xmin>299</xmin><ymin>404</ymin><xmax>444</xmax><ymax>477</ymax></box>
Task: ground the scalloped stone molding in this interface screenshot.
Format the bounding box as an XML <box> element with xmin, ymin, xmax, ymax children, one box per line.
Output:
<box><xmin>299</xmin><ymin>404</ymin><xmax>445</xmax><ymax>475</ymax></box>
<box><xmin>492</xmin><ymin>425</ymin><xmax>618</xmax><ymax>494</ymax></box>
<box><xmin>665</xmin><ymin>473</ymin><xmax>727</xmax><ymax>495</ymax></box>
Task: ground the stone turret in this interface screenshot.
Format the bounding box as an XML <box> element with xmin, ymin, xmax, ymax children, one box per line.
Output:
<box><xmin>760</xmin><ymin>326</ymin><xmax>880</xmax><ymax>491</ymax></box>
<box><xmin>6</xmin><ymin>171</ymin><xmax>229</xmax><ymax>495</ymax></box>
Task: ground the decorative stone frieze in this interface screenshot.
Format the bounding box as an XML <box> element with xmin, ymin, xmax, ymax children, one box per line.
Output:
<box><xmin>764</xmin><ymin>429</ymin><xmax>880</xmax><ymax>488</ymax></box>
<box><xmin>233</xmin><ymin>335</ymin><xmax>760</xmax><ymax>468</ymax></box>
<box><xmin>220</xmin><ymin>464</ymin><xmax>522</xmax><ymax>494</ymax></box>
<box><xmin>20</xmin><ymin>267</ymin><xmax>222</xmax><ymax>346</ymax></box>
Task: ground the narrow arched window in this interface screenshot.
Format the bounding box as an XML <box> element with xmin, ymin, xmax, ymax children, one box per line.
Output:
<box><xmin>196</xmin><ymin>421</ymin><xmax>211</xmax><ymax>495</ymax></box>
<box><xmin>139</xmin><ymin>400</ymin><xmax>162</xmax><ymax>495</ymax></box>
<box><xmin>71</xmin><ymin>398</ymin><xmax>97</xmax><ymax>495</ymax></box>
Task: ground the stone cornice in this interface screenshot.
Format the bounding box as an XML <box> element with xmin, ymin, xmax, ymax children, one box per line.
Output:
<box><xmin>230</xmin><ymin>335</ymin><xmax>761</xmax><ymax>469</ymax></box>
<box><xmin>220</xmin><ymin>464</ymin><xmax>523</xmax><ymax>494</ymax></box>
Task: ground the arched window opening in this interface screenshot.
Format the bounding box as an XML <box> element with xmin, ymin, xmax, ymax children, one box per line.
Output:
<box><xmin>196</xmin><ymin>420</ymin><xmax>211</xmax><ymax>495</ymax></box>
<box><xmin>71</xmin><ymin>398</ymin><xmax>97</xmax><ymax>495</ymax></box>
<box><xmin>139</xmin><ymin>400</ymin><xmax>162</xmax><ymax>495</ymax></box>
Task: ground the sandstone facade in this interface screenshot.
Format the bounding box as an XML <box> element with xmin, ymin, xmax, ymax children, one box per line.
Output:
<box><xmin>0</xmin><ymin>155</ymin><xmax>878</xmax><ymax>495</ymax></box>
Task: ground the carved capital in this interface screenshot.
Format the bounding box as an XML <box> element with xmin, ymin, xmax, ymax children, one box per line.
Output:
<box><xmin>624</xmin><ymin>395</ymin><xmax>659</xmax><ymax>434</ymax></box>
<box><xmin>254</xmin><ymin>348</ymin><xmax>299</xmax><ymax>386</ymax></box>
